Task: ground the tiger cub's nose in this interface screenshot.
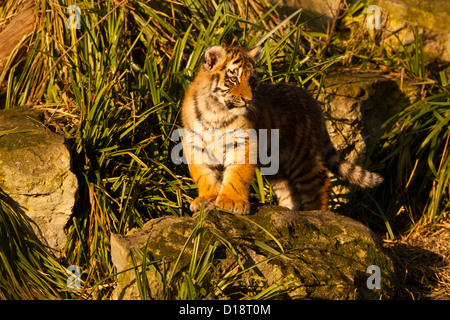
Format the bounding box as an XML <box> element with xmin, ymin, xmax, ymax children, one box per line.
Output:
<box><xmin>242</xmin><ymin>97</ymin><xmax>252</xmax><ymax>106</ymax></box>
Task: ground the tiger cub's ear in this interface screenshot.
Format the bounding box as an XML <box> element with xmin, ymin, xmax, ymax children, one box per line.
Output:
<box><xmin>202</xmin><ymin>46</ymin><xmax>226</xmax><ymax>71</ymax></box>
<box><xmin>247</xmin><ymin>46</ymin><xmax>263</xmax><ymax>61</ymax></box>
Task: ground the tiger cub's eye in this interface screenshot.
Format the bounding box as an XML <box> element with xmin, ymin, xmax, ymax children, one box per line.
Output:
<box><xmin>228</xmin><ymin>76</ymin><xmax>238</xmax><ymax>84</ymax></box>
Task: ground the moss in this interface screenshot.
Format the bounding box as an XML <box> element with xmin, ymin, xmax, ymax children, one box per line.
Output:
<box><xmin>319</xmin><ymin>223</ymin><xmax>344</xmax><ymax>238</ymax></box>
<box><xmin>371</xmin><ymin>0</ymin><xmax>450</xmax><ymax>32</ymax></box>
<box><xmin>112</xmin><ymin>207</ymin><xmax>397</xmax><ymax>299</ymax></box>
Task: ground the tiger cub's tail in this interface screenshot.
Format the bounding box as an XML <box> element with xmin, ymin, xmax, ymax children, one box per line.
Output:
<box><xmin>322</xmin><ymin>144</ymin><xmax>384</xmax><ymax>188</ymax></box>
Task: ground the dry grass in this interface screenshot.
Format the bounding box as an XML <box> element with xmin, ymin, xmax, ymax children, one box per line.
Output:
<box><xmin>387</xmin><ymin>214</ymin><xmax>450</xmax><ymax>299</ymax></box>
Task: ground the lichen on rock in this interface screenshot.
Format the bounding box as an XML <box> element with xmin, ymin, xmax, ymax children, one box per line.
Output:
<box><xmin>0</xmin><ymin>108</ymin><xmax>78</xmax><ymax>254</ymax></box>
<box><xmin>111</xmin><ymin>206</ymin><xmax>396</xmax><ymax>300</ymax></box>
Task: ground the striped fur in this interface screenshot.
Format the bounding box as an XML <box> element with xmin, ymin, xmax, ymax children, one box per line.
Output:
<box><xmin>181</xmin><ymin>45</ymin><xmax>383</xmax><ymax>214</ymax></box>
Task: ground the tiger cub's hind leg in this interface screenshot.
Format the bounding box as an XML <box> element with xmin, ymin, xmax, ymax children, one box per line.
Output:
<box><xmin>294</xmin><ymin>168</ymin><xmax>330</xmax><ymax>211</ymax></box>
<box><xmin>270</xmin><ymin>173</ymin><xmax>330</xmax><ymax>211</ymax></box>
<box><xmin>269</xmin><ymin>178</ymin><xmax>302</xmax><ymax>211</ymax></box>
<box><xmin>285</xmin><ymin>152</ymin><xmax>331</xmax><ymax>211</ymax></box>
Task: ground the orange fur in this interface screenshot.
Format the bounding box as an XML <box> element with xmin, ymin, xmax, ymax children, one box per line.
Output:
<box><xmin>181</xmin><ymin>46</ymin><xmax>383</xmax><ymax>214</ymax></box>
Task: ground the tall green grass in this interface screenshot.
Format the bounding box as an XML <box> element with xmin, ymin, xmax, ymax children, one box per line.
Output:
<box><xmin>376</xmin><ymin>90</ymin><xmax>449</xmax><ymax>227</ymax></box>
<box><xmin>0</xmin><ymin>191</ymin><xmax>74</xmax><ymax>299</ymax></box>
<box><xmin>344</xmin><ymin>89</ymin><xmax>449</xmax><ymax>239</ymax></box>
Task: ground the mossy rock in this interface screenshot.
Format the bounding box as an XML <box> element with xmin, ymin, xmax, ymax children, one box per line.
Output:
<box><xmin>0</xmin><ymin>108</ymin><xmax>78</xmax><ymax>254</ymax></box>
<box><xmin>372</xmin><ymin>0</ymin><xmax>450</xmax><ymax>61</ymax></box>
<box><xmin>310</xmin><ymin>73</ymin><xmax>420</xmax><ymax>165</ymax></box>
<box><xmin>111</xmin><ymin>206</ymin><xmax>397</xmax><ymax>299</ymax></box>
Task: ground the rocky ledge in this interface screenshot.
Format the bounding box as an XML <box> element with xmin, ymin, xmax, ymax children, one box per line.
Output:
<box><xmin>0</xmin><ymin>108</ymin><xmax>78</xmax><ymax>254</ymax></box>
<box><xmin>111</xmin><ymin>206</ymin><xmax>396</xmax><ymax>299</ymax></box>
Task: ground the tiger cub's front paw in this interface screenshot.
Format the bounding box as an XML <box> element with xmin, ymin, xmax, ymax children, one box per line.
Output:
<box><xmin>215</xmin><ymin>194</ymin><xmax>250</xmax><ymax>215</ymax></box>
<box><xmin>190</xmin><ymin>195</ymin><xmax>217</xmax><ymax>212</ymax></box>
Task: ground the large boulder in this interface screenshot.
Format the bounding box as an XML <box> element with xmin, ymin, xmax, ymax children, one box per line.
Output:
<box><xmin>110</xmin><ymin>206</ymin><xmax>396</xmax><ymax>300</ymax></box>
<box><xmin>313</xmin><ymin>73</ymin><xmax>419</xmax><ymax>165</ymax></box>
<box><xmin>373</xmin><ymin>0</ymin><xmax>450</xmax><ymax>62</ymax></box>
<box><xmin>273</xmin><ymin>0</ymin><xmax>450</xmax><ymax>62</ymax></box>
<box><xmin>0</xmin><ymin>108</ymin><xmax>78</xmax><ymax>254</ymax></box>
<box><xmin>269</xmin><ymin>0</ymin><xmax>343</xmax><ymax>25</ymax></box>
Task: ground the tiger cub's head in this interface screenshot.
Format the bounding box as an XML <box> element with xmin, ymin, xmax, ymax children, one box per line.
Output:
<box><xmin>200</xmin><ymin>45</ymin><xmax>262</xmax><ymax>110</ymax></box>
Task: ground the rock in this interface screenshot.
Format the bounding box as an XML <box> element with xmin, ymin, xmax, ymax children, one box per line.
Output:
<box><xmin>0</xmin><ymin>108</ymin><xmax>78</xmax><ymax>254</ymax></box>
<box><xmin>269</xmin><ymin>0</ymin><xmax>343</xmax><ymax>25</ymax></box>
<box><xmin>110</xmin><ymin>206</ymin><xmax>396</xmax><ymax>300</ymax></box>
<box><xmin>276</xmin><ymin>0</ymin><xmax>450</xmax><ymax>62</ymax></box>
<box><xmin>372</xmin><ymin>0</ymin><xmax>450</xmax><ymax>62</ymax></box>
<box><xmin>271</xmin><ymin>0</ymin><xmax>450</xmax><ymax>61</ymax></box>
<box><xmin>311</xmin><ymin>73</ymin><xmax>419</xmax><ymax>164</ymax></box>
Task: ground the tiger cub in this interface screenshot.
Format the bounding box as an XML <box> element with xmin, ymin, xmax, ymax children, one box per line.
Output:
<box><xmin>181</xmin><ymin>45</ymin><xmax>383</xmax><ymax>214</ymax></box>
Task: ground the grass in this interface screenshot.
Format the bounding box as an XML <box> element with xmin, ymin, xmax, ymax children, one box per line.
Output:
<box><xmin>0</xmin><ymin>0</ymin><xmax>449</xmax><ymax>299</ymax></box>
<box><xmin>0</xmin><ymin>191</ymin><xmax>74</xmax><ymax>299</ymax></box>
<box><xmin>374</xmin><ymin>91</ymin><xmax>449</xmax><ymax>228</ymax></box>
